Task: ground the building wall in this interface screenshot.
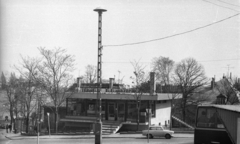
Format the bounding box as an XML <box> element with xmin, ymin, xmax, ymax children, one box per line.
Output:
<box><xmin>217</xmin><ymin>108</ymin><xmax>240</xmax><ymax>144</ymax></box>
<box><xmin>151</xmin><ymin>101</ymin><xmax>171</xmax><ymax>126</ymax></box>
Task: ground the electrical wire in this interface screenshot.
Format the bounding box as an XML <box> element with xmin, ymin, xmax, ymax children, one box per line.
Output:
<box><xmin>202</xmin><ymin>0</ymin><xmax>240</xmax><ymax>12</ymax></box>
<box><xmin>215</xmin><ymin>0</ymin><xmax>240</xmax><ymax>7</ymax></box>
<box><xmin>102</xmin><ymin>58</ymin><xmax>240</xmax><ymax>64</ymax></box>
<box><xmin>103</xmin><ymin>13</ymin><xmax>240</xmax><ymax>47</ymax></box>
<box><xmin>198</xmin><ymin>58</ymin><xmax>240</xmax><ymax>62</ymax></box>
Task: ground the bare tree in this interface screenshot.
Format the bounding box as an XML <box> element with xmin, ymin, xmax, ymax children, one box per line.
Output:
<box><xmin>152</xmin><ymin>56</ymin><xmax>174</xmax><ymax>85</ymax></box>
<box><xmin>84</xmin><ymin>65</ymin><xmax>97</xmax><ymax>83</ymax></box>
<box><xmin>167</xmin><ymin>92</ymin><xmax>182</xmax><ymax>129</ymax></box>
<box><xmin>130</xmin><ymin>59</ymin><xmax>147</xmax><ymax>131</ymax></box>
<box><xmin>37</xmin><ymin>47</ymin><xmax>75</xmax><ymax>133</ymax></box>
<box><xmin>15</xmin><ymin>56</ymin><xmax>42</xmax><ymax>133</ymax></box>
<box><xmin>1</xmin><ymin>73</ymin><xmax>20</xmax><ymax>126</ymax></box>
<box><xmin>173</xmin><ymin>58</ymin><xmax>208</xmax><ymax>122</ymax></box>
<box><xmin>1</xmin><ymin>72</ymin><xmax>7</xmax><ymax>89</ymax></box>
<box><xmin>131</xmin><ymin>60</ymin><xmax>147</xmax><ymax>87</ymax></box>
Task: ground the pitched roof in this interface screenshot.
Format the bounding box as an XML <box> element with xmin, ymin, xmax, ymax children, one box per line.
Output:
<box><xmin>195</xmin><ymin>78</ymin><xmax>240</xmax><ymax>105</ymax></box>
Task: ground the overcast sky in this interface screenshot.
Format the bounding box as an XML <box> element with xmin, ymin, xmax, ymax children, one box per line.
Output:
<box><xmin>0</xmin><ymin>0</ymin><xmax>239</xmax><ymax>85</ymax></box>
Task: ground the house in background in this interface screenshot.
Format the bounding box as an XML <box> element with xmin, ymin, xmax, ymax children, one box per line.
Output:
<box><xmin>170</xmin><ymin>76</ymin><xmax>240</xmax><ymax>129</ymax></box>
<box><xmin>195</xmin><ymin>76</ymin><xmax>240</xmax><ymax>105</ymax></box>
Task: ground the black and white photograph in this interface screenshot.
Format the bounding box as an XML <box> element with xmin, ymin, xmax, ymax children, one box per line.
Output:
<box><xmin>0</xmin><ymin>0</ymin><xmax>240</xmax><ymax>144</ymax></box>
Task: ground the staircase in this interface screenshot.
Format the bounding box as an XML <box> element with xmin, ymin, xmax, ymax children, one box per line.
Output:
<box><xmin>102</xmin><ymin>121</ymin><xmax>122</xmax><ymax>134</ymax></box>
<box><xmin>172</xmin><ymin>115</ymin><xmax>194</xmax><ymax>129</ymax></box>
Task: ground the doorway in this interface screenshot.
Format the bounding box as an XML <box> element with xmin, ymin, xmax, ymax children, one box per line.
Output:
<box><xmin>108</xmin><ymin>103</ymin><xmax>115</xmax><ymax>120</ymax></box>
<box><xmin>118</xmin><ymin>103</ymin><xmax>125</xmax><ymax>121</ymax></box>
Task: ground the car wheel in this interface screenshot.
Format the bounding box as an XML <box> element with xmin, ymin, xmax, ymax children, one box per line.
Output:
<box><xmin>147</xmin><ymin>134</ymin><xmax>153</xmax><ymax>139</ymax></box>
<box><xmin>165</xmin><ymin>134</ymin><xmax>171</xmax><ymax>139</ymax></box>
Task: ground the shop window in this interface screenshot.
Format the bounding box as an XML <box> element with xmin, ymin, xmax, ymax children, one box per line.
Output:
<box><xmin>127</xmin><ymin>101</ymin><xmax>137</xmax><ymax>122</ymax></box>
<box><xmin>67</xmin><ymin>99</ymin><xmax>86</xmax><ymax>116</ymax></box>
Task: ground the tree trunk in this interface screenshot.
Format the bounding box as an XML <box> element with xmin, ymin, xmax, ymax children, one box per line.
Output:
<box><xmin>182</xmin><ymin>106</ymin><xmax>186</xmax><ymax>122</ymax></box>
<box><xmin>182</xmin><ymin>95</ymin><xmax>187</xmax><ymax>122</ymax></box>
<box><xmin>25</xmin><ymin>113</ymin><xmax>29</xmax><ymax>133</ymax></box>
<box><xmin>170</xmin><ymin>100</ymin><xmax>173</xmax><ymax>130</ymax></box>
<box><xmin>10</xmin><ymin>106</ymin><xmax>13</xmax><ymax>125</ymax></box>
<box><xmin>137</xmin><ymin>106</ymin><xmax>139</xmax><ymax>131</ymax></box>
<box><xmin>55</xmin><ymin>107</ymin><xmax>58</xmax><ymax>133</ymax></box>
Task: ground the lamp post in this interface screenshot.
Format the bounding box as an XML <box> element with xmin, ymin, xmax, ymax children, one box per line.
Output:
<box><xmin>37</xmin><ymin>120</ymin><xmax>39</xmax><ymax>144</ymax></box>
<box><xmin>13</xmin><ymin>115</ymin><xmax>16</xmax><ymax>133</ymax></box>
<box><xmin>47</xmin><ymin>113</ymin><xmax>50</xmax><ymax>137</ymax></box>
<box><xmin>146</xmin><ymin>108</ymin><xmax>151</xmax><ymax>143</ymax></box>
<box><xmin>93</xmin><ymin>7</ymin><xmax>107</xmax><ymax>144</ymax></box>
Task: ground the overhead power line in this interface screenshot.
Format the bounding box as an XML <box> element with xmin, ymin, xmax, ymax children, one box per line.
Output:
<box><xmin>103</xmin><ymin>58</ymin><xmax>240</xmax><ymax>64</ymax></box>
<box><xmin>103</xmin><ymin>13</ymin><xmax>240</xmax><ymax>47</ymax></box>
<box><xmin>215</xmin><ymin>0</ymin><xmax>240</xmax><ymax>7</ymax></box>
<box><xmin>202</xmin><ymin>0</ymin><xmax>240</xmax><ymax>12</ymax></box>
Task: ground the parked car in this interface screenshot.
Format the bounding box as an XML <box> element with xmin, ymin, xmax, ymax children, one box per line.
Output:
<box><xmin>142</xmin><ymin>126</ymin><xmax>174</xmax><ymax>139</ymax></box>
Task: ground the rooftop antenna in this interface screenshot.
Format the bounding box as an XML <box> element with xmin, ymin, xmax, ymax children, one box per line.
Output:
<box><xmin>118</xmin><ymin>70</ymin><xmax>121</xmax><ymax>84</ymax></box>
<box><xmin>222</xmin><ymin>64</ymin><xmax>234</xmax><ymax>78</ymax></box>
<box><xmin>121</xmin><ymin>76</ymin><xmax>125</xmax><ymax>84</ymax></box>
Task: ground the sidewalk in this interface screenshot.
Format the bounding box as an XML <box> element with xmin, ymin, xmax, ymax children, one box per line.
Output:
<box><xmin>3</xmin><ymin>132</ymin><xmax>193</xmax><ymax>140</ymax></box>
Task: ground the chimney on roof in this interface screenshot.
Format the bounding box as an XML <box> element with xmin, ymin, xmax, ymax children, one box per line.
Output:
<box><xmin>77</xmin><ymin>77</ymin><xmax>82</xmax><ymax>91</ymax></box>
<box><xmin>223</xmin><ymin>73</ymin><xmax>226</xmax><ymax>79</ymax></box>
<box><xmin>230</xmin><ymin>72</ymin><xmax>232</xmax><ymax>79</ymax></box>
<box><xmin>150</xmin><ymin>72</ymin><xmax>156</xmax><ymax>95</ymax></box>
<box><xmin>211</xmin><ymin>77</ymin><xmax>215</xmax><ymax>89</ymax></box>
<box><xmin>109</xmin><ymin>78</ymin><xmax>114</xmax><ymax>89</ymax></box>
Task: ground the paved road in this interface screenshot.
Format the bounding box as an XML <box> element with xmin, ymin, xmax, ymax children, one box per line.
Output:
<box><xmin>0</xmin><ymin>128</ymin><xmax>194</xmax><ymax>144</ymax></box>
<box><xmin>0</xmin><ymin>129</ymin><xmax>10</xmax><ymax>144</ymax></box>
<box><xmin>7</xmin><ymin>137</ymin><xmax>193</xmax><ymax>144</ymax></box>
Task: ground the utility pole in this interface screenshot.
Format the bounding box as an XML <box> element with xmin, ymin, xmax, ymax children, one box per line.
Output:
<box><xmin>94</xmin><ymin>7</ymin><xmax>107</xmax><ymax>144</ymax></box>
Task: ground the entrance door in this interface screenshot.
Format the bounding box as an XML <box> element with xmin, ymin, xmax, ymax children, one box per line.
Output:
<box><xmin>108</xmin><ymin>103</ymin><xmax>115</xmax><ymax>120</ymax></box>
<box><xmin>118</xmin><ymin>103</ymin><xmax>125</xmax><ymax>121</ymax></box>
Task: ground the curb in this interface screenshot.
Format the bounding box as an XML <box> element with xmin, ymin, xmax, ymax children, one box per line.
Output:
<box><xmin>4</xmin><ymin>133</ymin><xmax>194</xmax><ymax>140</ymax></box>
<box><xmin>5</xmin><ymin>136</ymin><xmax>144</xmax><ymax>140</ymax></box>
<box><xmin>5</xmin><ymin>136</ymin><xmax>194</xmax><ymax>140</ymax></box>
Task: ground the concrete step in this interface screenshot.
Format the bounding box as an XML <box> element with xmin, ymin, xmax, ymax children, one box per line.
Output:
<box><xmin>102</xmin><ymin>125</ymin><xmax>118</xmax><ymax>128</ymax></box>
<box><xmin>102</xmin><ymin>122</ymin><xmax>121</xmax><ymax>134</ymax></box>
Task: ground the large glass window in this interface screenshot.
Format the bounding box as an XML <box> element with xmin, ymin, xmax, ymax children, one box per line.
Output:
<box><xmin>118</xmin><ymin>103</ymin><xmax>125</xmax><ymax>121</ymax></box>
<box><xmin>67</xmin><ymin>99</ymin><xmax>86</xmax><ymax>116</ymax></box>
<box><xmin>197</xmin><ymin>108</ymin><xmax>224</xmax><ymax>129</ymax></box>
<box><xmin>87</xmin><ymin>100</ymin><xmax>96</xmax><ymax>117</ymax></box>
<box><xmin>127</xmin><ymin>100</ymin><xmax>156</xmax><ymax>122</ymax></box>
<box><xmin>127</xmin><ymin>101</ymin><xmax>137</xmax><ymax>122</ymax></box>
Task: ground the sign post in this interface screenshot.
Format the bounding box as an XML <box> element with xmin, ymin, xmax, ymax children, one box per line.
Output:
<box><xmin>146</xmin><ymin>108</ymin><xmax>151</xmax><ymax>143</ymax></box>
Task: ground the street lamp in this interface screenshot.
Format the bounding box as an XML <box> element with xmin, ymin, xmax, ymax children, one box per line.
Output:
<box><xmin>93</xmin><ymin>7</ymin><xmax>107</xmax><ymax>144</ymax></box>
<box><xmin>47</xmin><ymin>113</ymin><xmax>50</xmax><ymax>137</ymax></box>
<box><xmin>13</xmin><ymin>115</ymin><xmax>16</xmax><ymax>133</ymax></box>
